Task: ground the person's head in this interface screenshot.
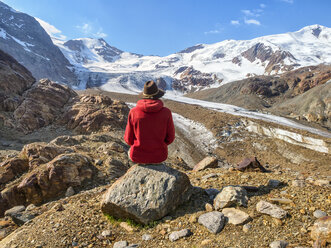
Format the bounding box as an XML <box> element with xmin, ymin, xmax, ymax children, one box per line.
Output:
<box><xmin>139</xmin><ymin>80</ymin><xmax>165</xmax><ymax>100</ymax></box>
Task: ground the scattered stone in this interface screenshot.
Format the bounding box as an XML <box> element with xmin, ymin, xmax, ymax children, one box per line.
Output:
<box><xmin>269</xmin><ymin>198</ymin><xmax>293</xmax><ymax>205</ymax></box>
<box><xmin>313</xmin><ymin>210</ymin><xmax>327</xmax><ymax>219</ymax></box>
<box><xmin>113</xmin><ymin>241</ymin><xmax>128</xmax><ymax>248</ymax></box>
<box><xmin>169</xmin><ymin>229</ymin><xmax>192</xmax><ymax>242</ymax></box>
<box><xmin>267</xmin><ymin>179</ymin><xmax>282</xmax><ymax>188</ymax></box>
<box><xmin>193</xmin><ymin>156</ymin><xmax>218</xmax><ymax>172</ymax></box>
<box><xmin>189</xmin><ymin>214</ymin><xmax>198</xmax><ymax>223</ymax></box>
<box><xmin>214</xmin><ymin>186</ymin><xmax>248</xmax><ymax>210</ymax></box>
<box><xmin>52</xmin><ymin>203</ymin><xmax>65</xmax><ymax>212</ymax></box>
<box><xmin>205</xmin><ymin>203</ymin><xmax>213</xmax><ymax>212</ymax></box>
<box><xmin>292</xmin><ymin>180</ymin><xmax>306</xmax><ymax>187</ymax></box>
<box><xmin>120</xmin><ymin>222</ymin><xmax>136</xmax><ymax>232</ymax></box>
<box><xmin>101</xmin><ymin>164</ymin><xmax>192</xmax><ymax>225</ymax></box>
<box><xmin>4</xmin><ymin>206</ymin><xmax>25</xmax><ymax>216</ymax></box>
<box><xmin>101</xmin><ymin>230</ymin><xmax>112</xmax><ymax>238</ymax></box>
<box><xmin>65</xmin><ymin>186</ymin><xmax>75</xmax><ymax>197</ymax></box>
<box><xmin>243</xmin><ymin>223</ymin><xmax>252</xmax><ymax>233</ymax></box>
<box><xmin>142</xmin><ymin>234</ymin><xmax>153</xmax><ymax>241</ymax></box>
<box><xmin>205</xmin><ymin>188</ymin><xmax>220</xmax><ymax>200</ymax></box>
<box><xmin>198</xmin><ymin>211</ymin><xmax>226</xmax><ymax>234</ymax></box>
<box><xmin>311</xmin><ymin>216</ymin><xmax>331</xmax><ymax>243</ymax></box>
<box><xmin>222</xmin><ymin>208</ymin><xmax>251</xmax><ymax>225</ymax></box>
<box><xmin>313</xmin><ymin>179</ymin><xmax>330</xmax><ymax>187</ymax></box>
<box><xmin>256</xmin><ymin>201</ymin><xmax>288</xmax><ymax>219</ymax></box>
<box><xmin>201</xmin><ymin>239</ymin><xmax>212</xmax><ymax>246</ymax></box>
<box><xmin>270</xmin><ymin>240</ymin><xmax>288</xmax><ymax>248</ymax></box>
<box><xmin>235</xmin><ymin>157</ymin><xmax>267</xmax><ymax>172</ymax></box>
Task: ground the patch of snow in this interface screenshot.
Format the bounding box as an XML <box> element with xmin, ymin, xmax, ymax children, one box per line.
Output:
<box><xmin>172</xmin><ymin>113</ymin><xmax>218</xmax><ymax>153</ymax></box>
<box><xmin>0</xmin><ymin>28</ymin><xmax>8</xmax><ymax>39</ymax></box>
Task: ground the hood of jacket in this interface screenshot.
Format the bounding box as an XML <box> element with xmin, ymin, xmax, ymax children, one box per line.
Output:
<box><xmin>136</xmin><ymin>99</ymin><xmax>164</xmax><ymax>113</ymax></box>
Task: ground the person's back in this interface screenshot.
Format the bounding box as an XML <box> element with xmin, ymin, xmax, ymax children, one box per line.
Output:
<box><xmin>124</xmin><ymin>81</ymin><xmax>175</xmax><ymax>164</ymax></box>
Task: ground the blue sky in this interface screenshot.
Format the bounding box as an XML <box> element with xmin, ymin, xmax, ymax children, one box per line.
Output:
<box><xmin>2</xmin><ymin>0</ymin><xmax>331</xmax><ymax>56</ymax></box>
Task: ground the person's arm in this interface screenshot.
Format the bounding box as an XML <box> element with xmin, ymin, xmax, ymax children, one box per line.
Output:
<box><xmin>124</xmin><ymin>111</ymin><xmax>135</xmax><ymax>146</ymax></box>
<box><xmin>165</xmin><ymin>112</ymin><xmax>175</xmax><ymax>145</ymax></box>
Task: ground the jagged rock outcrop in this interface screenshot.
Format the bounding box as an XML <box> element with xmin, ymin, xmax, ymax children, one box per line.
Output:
<box><xmin>101</xmin><ymin>164</ymin><xmax>193</xmax><ymax>224</ymax></box>
<box><xmin>63</xmin><ymin>38</ymin><xmax>123</xmax><ymax>64</ymax></box>
<box><xmin>173</xmin><ymin>66</ymin><xmax>221</xmax><ymax>93</ymax></box>
<box><xmin>60</xmin><ymin>95</ymin><xmax>129</xmax><ymax>133</ymax></box>
<box><xmin>0</xmin><ymin>2</ymin><xmax>77</xmax><ymax>84</ymax></box>
<box><xmin>13</xmin><ymin>79</ymin><xmax>77</xmax><ymax>133</ymax></box>
<box><xmin>0</xmin><ymin>50</ymin><xmax>35</xmax><ymax>112</ymax></box>
<box><xmin>241</xmin><ymin>43</ymin><xmax>297</xmax><ymax>74</ymax></box>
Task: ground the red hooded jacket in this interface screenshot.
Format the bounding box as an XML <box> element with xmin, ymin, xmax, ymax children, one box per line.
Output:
<box><xmin>124</xmin><ymin>99</ymin><xmax>175</xmax><ymax>163</ymax></box>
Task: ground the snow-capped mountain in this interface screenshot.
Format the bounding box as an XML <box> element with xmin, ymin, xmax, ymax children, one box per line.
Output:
<box><xmin>0</xmin><ymin>0</ymin><xmax>330</xmax><ymax>93</ymax></box>
<box><xmin>50</xmin><ymin>23</ymin><xmax>331</xmax><ymax>93</ymax></box>
<box><xmin>0</xmin><ymin>1</ymin><xmax>77</xmax><ymax>85</ymax></box>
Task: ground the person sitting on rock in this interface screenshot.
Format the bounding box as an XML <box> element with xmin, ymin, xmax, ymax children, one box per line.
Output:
<box><xmin>124</xmin><ymin>80</ymin><xmax>175</xmax><ymax>164</ymax></box>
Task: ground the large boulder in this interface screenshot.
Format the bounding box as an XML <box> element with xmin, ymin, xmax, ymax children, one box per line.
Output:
<box><xmin>0</xmin><ymin>153</ymin><xmax>94</xmax><ymax>216</ymax></box>
<box><xmin>0</xmin><ymin>158</ymin><xmax>29</xmax><ymax>184</ymax></box>
<box><xmin>17</xmin><ymin>153</ymin><xmax>93</xmax><ymax>205</ymax></box>
<box><xmin>61</xmin><ymin>95</ymin><xmax>129</xmax><ymax>134</ymax></box>
<box><xmin>101</xmin><ymin>164</ymin><xmax>192</xmax><ymax>225</ymax></box>
<box><xmin>13</xmin><ymin>79</ymin><xmax>77</xmax><ymax>133</ymax></box>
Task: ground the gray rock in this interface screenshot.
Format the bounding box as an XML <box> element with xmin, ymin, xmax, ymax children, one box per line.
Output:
<box><xmin>113</xmin><ymin>241</ymin><xmax>128</xmax><ymax>248</ymax></box>
<box><xmin>313</xmin><ymin>210</ymin><xmax>327</xmax><ymax>218</ymax></box>
<box><xmin>4</xmin><ymin>205</ymin><xmax>25</xmax><ymax>216</ymax></box>
<box><xmin>169</xmin><ymin>229</ymin><xmax>192</xmax><ymax>241</ymax></box>
<box><xmin>65</xmin><ymin>186</ymin><xmax>75</xmax><ymax>197</ymax></box>
<box><xmin>214</xmin><ymin>186</ymin><xmax>248</xmax><ymax>210</ymax></box>
<box><xmin>142</xmin><ymin>234</ymin><xmax>153</xmax><ymax>241</ymax></box>
<box><xmin>267</xmin><ymin>179</ymin><xmax>281</xmax><ymax>188</ymax></box>
<box><xmin>101</xmin><ymin>164</ymin><xmax>192</xmax><ymax>225</ymax></box>
<box><xmin>222</xmin><ymin>208</ymin><xmax>251</xmax><ymax>225</ymax></box>
<box><xmin>198</xmin><ymin>211</ymin><xmax>226</xmax><ymax>234</ymax></box>
<box><xmin>256</xmin><ymin>201</ymin><xmax>287</xmax><ymax>219</ymax></box>
<box><xmin>202</xmin><ymin>173</ymin><xmax>218</xmax><ymax>180</ymax></box>
<box><xmin>270</xmin><ymin>240</ymin><xmax>288</xmax><ymax>248</ymax></box>
<box><xmin>10</xmin><ymin>212</ymin><xmax>35</xmax><ymax>226</ymax></box>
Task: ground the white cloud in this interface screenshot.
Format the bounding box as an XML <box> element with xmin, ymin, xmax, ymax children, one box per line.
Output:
<box><xmin>76</xmin><ymin>22</ymin><xmax>108</xmax><ymax>38</ymax></box>
<box><xmin>260</xmin><ymin>3</ymin><xmax>266</xmax><ymax>8</ymax></box>
<box><xmin>244</xmin><ymin>19</ymin><xmax>261</xmax><ymax>25</ymax></box>
<box><xmin>35</xmin><ymin>17</ymin><xmax>66</xmax><ymax>41</ymax></box>
<box><xmin>241</xmin><ymin>9</ymin><xmax>255</xmax><ymax>16</ymax></box>
<box><xmin>231</xmin><ymin>20</ymin><xmax>240</xmax><ymax>25</ymax></box>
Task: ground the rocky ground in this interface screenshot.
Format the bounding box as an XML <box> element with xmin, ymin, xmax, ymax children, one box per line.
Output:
<box><xmin>0</xmin><ymin>87</ymin><xmax>330</xmax><ymax>248</ymax></box>
<box><xmin>0</xmin><ymin>162</ymin><xmax>330</xmax><ymax>248</ymax></box>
